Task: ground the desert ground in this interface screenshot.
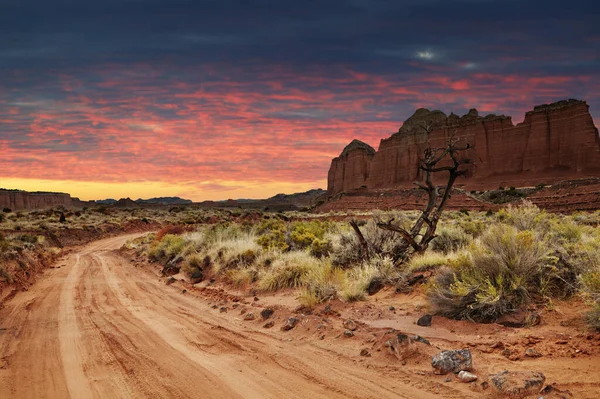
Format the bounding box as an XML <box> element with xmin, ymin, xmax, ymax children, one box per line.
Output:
<box><xmin>1</xmin><ymin>205</ymin><xmax>600</xmax><ymax>398</ymax></box>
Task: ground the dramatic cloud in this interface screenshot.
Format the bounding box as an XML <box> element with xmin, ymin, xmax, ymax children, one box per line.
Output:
<box><xmin>1</xmin><ymin>0</ymin><xmax>599</xmax><ymax>200</ymax></box>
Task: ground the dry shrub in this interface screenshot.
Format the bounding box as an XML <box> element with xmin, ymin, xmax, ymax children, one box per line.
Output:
<box><xmin>431</xmin><ymin>226</ymin><xmax>472</xmax><ymax>253</ymax></box>
<box><xmin>427</xmin><ymin>224</ymin><xmax>559</xmax><ymax>322</ymax></box>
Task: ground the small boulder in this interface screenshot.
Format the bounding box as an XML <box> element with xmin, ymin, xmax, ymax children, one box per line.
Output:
<box><xmin>360</xmin><ymin>348</ymin><xmax>371</xmax><ymax>357</ymax></box>
<box><xmin>261</xmin><ymin>308</ymin><xmax>274</xmax><ymax>320</ymax></box>
<box><xmin>219</xmin><ymin>307</ymin><xmax>228</xmax><ymax>313</ymax></box>
<box><xmin>281</xmin><ymin>317</ymin><xmax>299</xmax><ymax>331</ymax></box>
<box><xmin>190</xmin><ymin>271</ymin><xmax>203</xmax><ymax>284</ymax></box>
<box><xmin>497</xmin><ymin>311</ymin><xmax>541</xmax><ymax>328</ymax></box>
<box><xmin>417</xmin><ymin>314</ymin><xmax>433</xmax><ymax>327</ymax></box>
<box><xmin>243</xmin><ymin>312</ymin><xmax>256</xmax><ymax>321</ymax></box>
<box><xmin>343</xmin><ymin>319</ymin><xmax>357</xmax><ymax>331</ymax></box>
<box><xmin>166</xmin><ymin>277</ymin><xmax>176</xmax><ymax>285</ymax></box>
<box><xmin>458</xmin><ymin>371</ymin><xmax>477</xmax><ymax>382</ymax></box>
<box><xmin>412</xmin><ymin>335</ymin><xmax>431</xmax><ymax>345</ymax></box>
<box><xmin>263</xmin><ymin>321</ymin><xmax>275</xmax><ymax>329</ymax></box>
<box><xmin>367</xmin><ymin>278</ymin><xmax>384</xmax><ymax>295</ymax></box>
<box><xmin>344</xmin><ymin>330</ymin><xmax>354</xmax><ymax>338</ymax></box>
<box><xmin>432</xmin><ymin>349</ymin><xmax>473</xmax><ymax>374</ymax></box>
<box><xmin>525</xmin><ymin>348</ymin><xmax>542</xmax><ymax>358</ymax></box>
<box><xmin>490</xmin><ymin>370</ymin><xmax>545</xmax><ymax>398</ymax></box>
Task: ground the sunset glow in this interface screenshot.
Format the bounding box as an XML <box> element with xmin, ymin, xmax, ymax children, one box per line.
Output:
<box><xmin>1</xmin><ymin>0</ymin><xmax>599</xmax><ymax>201</ymax></box>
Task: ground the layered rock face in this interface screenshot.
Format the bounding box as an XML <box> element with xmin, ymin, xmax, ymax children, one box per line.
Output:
<box><xmin>328</xmin><ymin>140</ymin><xmax>376</xmax><ymax>194</ymax></box>
<box><xmin>327</xmin><ymin>99</ymin><xmax>600</xmax><ymax>195</ymax></box>
<box><xmin>0</xmin><ymin>189</ymin><xmax>89</xmax><ymax>211</ymax></box>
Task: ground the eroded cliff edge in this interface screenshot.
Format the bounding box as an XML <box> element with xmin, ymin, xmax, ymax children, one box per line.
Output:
<box><xmin>0</xmin><ymin>189</ymin><xmax>91</xmax><ymax>211</ymax></box>
<box><xmin>327</xmin><ymin>99</ymin><xmax>600</xmax><ymax>196</ymax></box>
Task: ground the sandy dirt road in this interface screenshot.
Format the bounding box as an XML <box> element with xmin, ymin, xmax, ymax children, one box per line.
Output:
<box><xmin>0</xmin><ymin>234</ymin><xmax>470</xmax><ymax>399</ymax></box>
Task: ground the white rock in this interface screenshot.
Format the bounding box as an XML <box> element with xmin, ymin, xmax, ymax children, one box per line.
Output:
<box><xmin>458</xmin><ymin>371</ymin><xmax>478</xmax><ymax>382</ymax></box>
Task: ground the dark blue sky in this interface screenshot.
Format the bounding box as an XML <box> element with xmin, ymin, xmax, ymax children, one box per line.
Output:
<box><xmin>1</xmin><ymin>0</ymin><xmax>599</xmax><ymax>199</ymax></box>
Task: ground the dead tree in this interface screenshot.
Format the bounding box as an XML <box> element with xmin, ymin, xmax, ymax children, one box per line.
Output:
<box><xmin>351</xmin><ymin>133</ymin><xmax>472</xmax><ymax>262</ymax></box>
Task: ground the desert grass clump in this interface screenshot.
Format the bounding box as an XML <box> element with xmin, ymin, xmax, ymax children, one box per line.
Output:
<box><xmin>497</xmin><ymin>200</ymin><xmax>549</xmax><ymax>232</ymax></box>
<box><xmin>148</xmin><ymin>234</ymin><xmax>186</xmax><ymax>262</ymax></box>
<box><xmin>427</xmin><ymin>224</ymin><xmax>559</xmax><ymax>322</ymax></box>
<box><xmin>338</xmin><ymin>255</ymin><xmax>401</xmax><ymax>301</ymax></box>
<box><xmin>339</xmin><ymin>264</ymin><xmax>379</xmax><ymax>302</ymax></box>
<box><xmin>406</xmin><ymin>251</ymin><xmax>453</xmax><ymax>273</ymax></box>
<box><xmin>298</xmin><ymin>259</ymin><xmax>345</xmax><ymax>308</ymax></box>
<box><xmin>581</xmin><ymin>271</ymin><xmax>600</xmax><ymax>330</ymax></box>
<box><xmin>259</xmin><ymin>251</ymin><xmax>319</xmax><ymax>291</ymax></box>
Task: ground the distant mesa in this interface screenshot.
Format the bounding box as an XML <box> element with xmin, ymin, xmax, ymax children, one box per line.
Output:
<box><xmin>95</xmin><ymin>196</ymin><xmax>193</xmax><ymax>206</ymax></box>
<box><xmin>135</xmin><ymin>197</ymin><xmax>193</xmax><ymax>205</ymax></box>
<box><xmin>0</xmin><ymin>188</ymin><xmax>91</xmax><ymax>211</ymax></box>
<box><xmin>327</xmin><ymin>99</ymin><xmax>600</xmax><ymax>196</ymax></box>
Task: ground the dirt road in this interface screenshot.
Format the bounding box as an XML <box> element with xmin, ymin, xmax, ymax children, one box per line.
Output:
<box><xmin>0</xmin><ymin>234</ymin><xmax>468</xmax><ymax>399</ymax></box>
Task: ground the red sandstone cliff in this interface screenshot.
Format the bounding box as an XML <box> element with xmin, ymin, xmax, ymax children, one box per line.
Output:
<box><xmin>327</xmin><ymin>99</ymin><xmax>600</xmax><ymax>195</ymax></box>
<box><xmin>0</xmin><ymin>189</ymin><xmax>91</xmax><ymax>211</ymax></box>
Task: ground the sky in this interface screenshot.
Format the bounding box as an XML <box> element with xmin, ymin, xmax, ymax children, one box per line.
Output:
<box><xmin>1</xmin><ymin>0</ymin><xmax>599</xmax><ymax>201</ymax></box>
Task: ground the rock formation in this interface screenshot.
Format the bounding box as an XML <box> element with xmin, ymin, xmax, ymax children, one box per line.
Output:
<box><xmin>327</xmin><ymin>99</ymin><xmax>600</xmax><ymax>196</ymax></box>
<box><xmin>0</xmin><ymin>189</ymin><xmax>91</xmax><ymax>211</ymax></box>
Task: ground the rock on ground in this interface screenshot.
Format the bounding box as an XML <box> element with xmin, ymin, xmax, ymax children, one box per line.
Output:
<box><xmin>260</xmin><ymin>308</ymin><xmax>274</xmax><ymax>320</ymax></box>
<box><xmin>416</xmin><ymin>314</ymin><xmax>432</xmax><ymax>327</ymax></box>
<box><xmin>457</xmin><ymin>371</ymin><xmax>477</xmax><ymax>382</ymax></box>
<box><xmin>343</xmin><ymin>319</ymin><xmax>357</xmax><ymax>331</ymax></box>
<box><xmin>490</xmin><ymin>370</ymin><xmax>545</xmax><ymax>398</ymax></box>
<box><xmin>431</xmin><ymin>349</ymin><xmax>473</xmax><ymax>374</ymax></box>
<box><xmin>281</xmin><ymin>317</ymin><xmax>299</xmax><ymax>331</ymax></box>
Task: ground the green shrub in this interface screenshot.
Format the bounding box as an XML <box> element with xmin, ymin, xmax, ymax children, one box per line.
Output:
<box><xmin>148</xmin><ymin>234</ymin><xmax>186</xmax><ymax>262</ymax></box>
<box><xmin>427</xmin><ymin>224</ymin><xmax>561</xmax><ymax>322</ymax></box>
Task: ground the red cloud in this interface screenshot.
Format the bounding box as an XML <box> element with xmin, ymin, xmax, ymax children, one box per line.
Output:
<box><xmin>1</xmin><ymin>63</ymin><xmax>598</xmax><ymax>199</ymax></box>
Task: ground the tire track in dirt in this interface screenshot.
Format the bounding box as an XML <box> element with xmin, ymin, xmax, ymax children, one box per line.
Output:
<box><xmin>0</xmin><ymin>234</ymin><xmax>460</xmax><ymax>398</ymax></box>
<box><xmin>57</xmin><ymin>254</ymin><xmax>95</xmax><ymax>399</ymax></box>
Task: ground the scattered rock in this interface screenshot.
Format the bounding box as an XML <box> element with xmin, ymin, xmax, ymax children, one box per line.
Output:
<box><xmin>490</xmin><ymin>370</ymin><xmax>545</xmax><ymax>398</ymax></box>
<box><xmin>458</xmin><ymin>371</ymin><xmax>478</xmax><ymax>382</ymax></box>
<box><xmin>367</xmin><ymin>278</ymin><xmax>384</xmax><ymax>295</ymax></box>
<box><xmin>181</xmin><ymin>289</ymin><xmax>187</xmax><ymax>294</ymax></box>
<box><xmin>497</xmin><ymin>311</ymin><xmax>541</xmax><ymax>328</ymax></box>
<box><xmin>243</xmin><ymin>312</ymin><xmax>256</xmax><ymax>321</ymax></box>
<box><xmin>219</xmin><ymin>307</ymin><xmax>228</xmax><ymax>313</ymax></box>
<box><xmin>281</xmin><ymin>317</ymin><xmax>299</xmax><ymax>331</ymax></box>
<box><xmin>344</xmin><ymin>330</ymin><xmax>355</xmax><ymax>338</ymax></box>
<box><xmin>232</xmin><ymin>303</ymin><xmax>240</xmax><ymax>309</ymax></box>
<box><xmin>412</xmin><ymin>335</ymin><xmax>431</xmax><ymax>345</ymax></box>
<box><xmin>360</xmin><ymin>348</ymin><xmax>371</xmax><ymax>357</ymax></box>
<box><xmin>432</xmin><ymin>349</ymin><xmax>473</xmax><ymax>374</ymax></box>
<box><xmin>263</xmin><ymin>321</ymin><xmax>275</xmax><ymax>329</ymax></box>
<box><xmin>540</xmin><ymin>384</ymin><xmax>574</xmax><ymax>398</ymax></box>
<box><xmin>254</xmin><ymin>296</ymin><xmax>260</xmax><ymax>301</ymax></box>
<box><xmin>388</xmin><ymin>306</ymin><xmax>396</xmax><ymax>311</ymax></box>
<box><xmin>444</xmin><ymin>377</ymin><xmax>453</xmax><ymax>383</ymax></box>
<box><xmin>417</xmin><ymin>314</ymin><xmax>433</xmax><ymax>327</ymax></box>
<box><xmin>319</xmin><ymin>335</ymin><xmax>325</xmax><ymax>340</ymax></box>
<box><xmin>525</xmin><ymin>348</ymin><xmax>542</xmax><ymax>358</ymax></box>
<box><xmin>190</xmin><ymin>271</ymin><xmax>203</xmax><ymax>284</ymax></box>
<box><xmin>166</xmin><ymin>277</ymin><xmax>176</xmax><ymax>285</ymax></box>
<box><xmin>343</xmin><ymin>319</ymin><xmax>357</xmax><ymax>331</ymax></box>
<box><xmin>261</xmin><ymin>308</ymin><xmax>274</xmax><ymax>320</ymax></box>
